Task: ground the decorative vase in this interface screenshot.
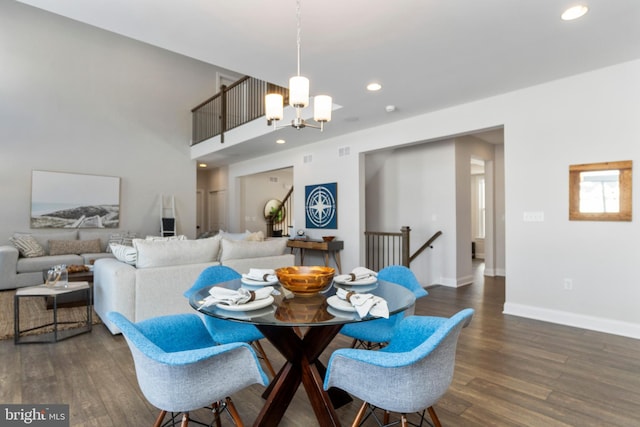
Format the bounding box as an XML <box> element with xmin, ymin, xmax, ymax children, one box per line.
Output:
<box><xmin>45</xmin><ymin>265</ymin><xmax>68</xmax><ymax>288</ymax></box>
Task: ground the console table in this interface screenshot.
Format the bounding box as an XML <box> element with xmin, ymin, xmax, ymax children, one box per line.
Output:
<box><xmin>286</xmin><ymin>239</ymin><xmax>344</xmax><ymax>273</ymax></box>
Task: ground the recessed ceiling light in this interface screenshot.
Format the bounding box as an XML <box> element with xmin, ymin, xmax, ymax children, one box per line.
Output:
<box><xmin>561</xmin><ymin>5</ymin><xmax>588</xmax><ymax>21</ymax></box>
<box><xmin>276</xmin><ymin>139</ymin><xmax>286</xmax><ymax>144</ymax></box>
<box><xmin>367</xmin><ymin>82</ymin><xmax>382</xmax><ymax>91</ymax></box>
<box><xmin>198</xmin><ymin>163</ymin><xmax>207</xmax><ymax>168</ymax></box>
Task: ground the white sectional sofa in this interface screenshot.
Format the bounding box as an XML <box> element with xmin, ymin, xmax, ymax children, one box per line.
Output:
<box><xmin>0</xmin><ymin>229</ymin><xmax>118</xmax><ymax>290</ymax></box>
<box><xmin>94</xmin><ymin>235</ymin><xmax>294</xmax><ymax>334</ymax></box>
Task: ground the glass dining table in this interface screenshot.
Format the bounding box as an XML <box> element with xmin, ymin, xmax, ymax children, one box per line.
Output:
<box><xmin>189</xmin><ymin>277</ymin><xmax>416</xmax><ymax>427</ymax></box>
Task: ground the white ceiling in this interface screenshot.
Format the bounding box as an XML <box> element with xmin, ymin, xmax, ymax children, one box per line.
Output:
<box><xmin>17</xmin><ymin>1</ymin><xmax>640</xmax><ymax>166</ymax></box>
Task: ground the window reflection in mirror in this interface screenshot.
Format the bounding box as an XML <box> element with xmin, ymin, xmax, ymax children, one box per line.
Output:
<box><xmin>569</xmin><ymin>161</ymin><xmax>632</xmax><ymax>221</ymax></box>
<box><xmin>579</xmin><ymin>169</ymin><xmax>620</xmax><ymax>213</ymax></box>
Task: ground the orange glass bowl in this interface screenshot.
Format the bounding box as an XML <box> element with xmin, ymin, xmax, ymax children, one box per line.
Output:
<box><xmin>276</xmin><ymin>266</ymin><xmax>335</xmax><ymax>295</ymax></box>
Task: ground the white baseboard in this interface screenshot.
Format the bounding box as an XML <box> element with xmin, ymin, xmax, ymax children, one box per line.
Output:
<box><xmin>439</xmin><ymin>275</ymin><xmax>473</xmax><ymax>288</ymax></box>
<box><xmin>483</xmin><ymin>267</ymin><xmax>506</xmax><ymax>277</ymax></box>
<box><xmin>503</xmin><ymin>302</ymin><xmax>640</xmax><ymax>340</ymax></box>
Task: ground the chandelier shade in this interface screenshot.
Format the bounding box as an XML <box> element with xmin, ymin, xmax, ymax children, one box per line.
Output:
<box><xmin>289</xmin><ymin>76</ymin><xmax>309</xmax><ymax>108</ymax></box>
<box><xmin>265</xmin><ymin>94</ymin><xmax>284</xmax><ymax>121</ymax></box>
<box><xmin>313</xmin><ymin>95</ymin><xmax>332</xmax><ymax>123</ymax></box>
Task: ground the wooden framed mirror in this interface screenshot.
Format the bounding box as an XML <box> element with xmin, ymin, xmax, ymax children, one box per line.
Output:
<box><xmin>569</xmin><ymin>160</ymin><xmax>632</xmax><ymax>221</ymax></box>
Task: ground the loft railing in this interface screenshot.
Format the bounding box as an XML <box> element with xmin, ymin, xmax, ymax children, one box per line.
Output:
<box><xmin>364</xmin><ymin>227</ymin><xmax>442</xmax><ymax>270</ymax></box>
<box><xmin>266</xmin><ymin>186</ymin><xmax>294</xmax><ymax>238</ymax></box>
<box><xmin>191</xmin><ymin>76</ymin><xmax>288</xmax><ymax>145</ymax></box>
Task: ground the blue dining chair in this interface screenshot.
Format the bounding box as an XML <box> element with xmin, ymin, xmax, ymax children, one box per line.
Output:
<box><xmin>183</xmin><ymin>265</ymin><xmax>277</xmax><ymax>378</ymax></box>
<box><xmin>325</xmin><ymin>309</ymin><xmax>474</xmax><ymax>427</ymax></box>
<box><xmin>108</xmin><ymin>311</ymin><xmax>268</xmax><ymax>427</ymax></box>
<box><xmin>340</xmin><ymin>265</ymin><xmax>428</xmax><ymax>349</ymax></box>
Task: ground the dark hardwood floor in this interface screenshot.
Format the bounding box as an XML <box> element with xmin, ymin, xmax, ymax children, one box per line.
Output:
<box><xmin>2</xmin><ymin>261</ymin><xmax>640</xmax><ymax>426</ymax></box>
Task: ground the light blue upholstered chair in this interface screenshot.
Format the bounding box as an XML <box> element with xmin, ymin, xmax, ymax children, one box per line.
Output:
<box><xmin>325</xmin><ymin>309</ymin><xmax>474</xmax><ymax>427</ymax></box>
<box><xmin>340</xmin><ymin>265</ymin><xmax>428</xmax><ymax>349</ymax></box>
<box><xmin>108</xmin><ymin>312</ymin><xmax>268</xmax><ymax>427</ymax></box>
<box><xmin>183</xmin><ymin>265</ymin><xmax>276</xmax><ymax>378</ymax></box>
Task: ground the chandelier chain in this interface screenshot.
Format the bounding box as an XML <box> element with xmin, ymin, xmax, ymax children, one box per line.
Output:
<box><xmin>296</xmin><ymin>0</ymin><xmax>301</xmax><ymax>77</ymax></box>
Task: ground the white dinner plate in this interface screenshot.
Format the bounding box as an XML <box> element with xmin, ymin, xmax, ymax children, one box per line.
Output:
<box><xmin>333</xmin><ymin>276</ymin><xmax>378</xmax><ymax>286</ymax></box>
<box><xmin>326</xmin><ymin>295</ymin><xmax>356</xmax><ymax>312</ymax></box>
<box><xmin>219</xmin><ymin>306</ymin><xmax>275</xmax><ymax>320</ymax></box>
<box><xmin>334</xmin><ymin>283</ymin><xmax>379</xmax><ymax>293</ymax></box>
<box><xmin>241</xmin><ymin>276</ymin><xmax>279</xmax><ymax>286</ymax></box>
<box><xmin>326</xmin><ymin>306</ymin><xmax>356</xmax><ymax>319</ymax></box>
<box><xmin>216</xmin><ymin>295</ymin><xmax>274</xmax><ymax>312</ymax></box>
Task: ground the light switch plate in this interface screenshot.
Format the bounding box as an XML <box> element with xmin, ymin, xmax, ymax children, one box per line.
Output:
<box><xmin>523</xmin><ymin>211</ymin><xmax>544</xmax><ymax>222</ymax></box>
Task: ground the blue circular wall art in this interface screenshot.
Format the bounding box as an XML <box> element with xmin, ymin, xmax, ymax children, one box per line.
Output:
<box><xmin>305</xmin><ymin>183</ymin><xmax>337</xmax><ymax>229</ymax></box>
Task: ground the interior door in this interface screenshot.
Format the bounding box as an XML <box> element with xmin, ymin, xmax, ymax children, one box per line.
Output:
<box><xmin>209</xmin><ymin>190</ymin><xmax>227</xmax><ymax>232</ymax></box>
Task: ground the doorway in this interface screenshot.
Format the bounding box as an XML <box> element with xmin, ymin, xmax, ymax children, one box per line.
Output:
<box><xmin>470</xmin><ymin>158</ymin><xmax>485</xmax><ymax>261</ymax></box>
<box><xmin>209</xmin><ymin>190</ymin><xmax>227</xmax><ymax>233</ymax></box>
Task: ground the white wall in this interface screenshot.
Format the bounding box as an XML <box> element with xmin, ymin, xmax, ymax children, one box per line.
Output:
<box><xmin>0</xmin><ymin>2</ymin><xmax>225</xmax><ymax>243</ymax></box>
<box><xmin>239</xmin><ymin>168</ymin><xmax>293</xmax><ymax>232</ymax></box>
<box><xmin>491</xmin><ymin>145</ymin><xmax>506</xmax><ymax>277</ymax></box>
<box><xmin>501</xmin><ymin>60</ymin><xmax>640</xmax><ymax>338</ymax></box>
<box><xmin>365</xmin><ymin>141</ymin><xmax>457</xmax><ymax>287</ymax></box>
<box><xmin>222</xmin><ymin>59</ymin><xmax>640</xmax><ymax>338</ymax></box>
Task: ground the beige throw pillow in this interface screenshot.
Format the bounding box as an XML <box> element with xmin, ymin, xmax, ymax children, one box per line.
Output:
<box><xmin>10</xmin><ymin>234</ymin><xmax>46</xmax><ymax>258</ymax></box>
<box><xmin>48</xmin><ymin>239</ymin><xmax>102</xmax><ymax>255</ymax></box>
<box><xmin>245</xmin><ymin>231</ymin><xmax>265</xmax><ymax>241</ymax></box>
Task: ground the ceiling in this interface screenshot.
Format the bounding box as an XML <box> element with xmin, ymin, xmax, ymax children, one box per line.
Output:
<box><xmin>17</xmin><ymin>1</ymin><xmax>640</xmax><ymax>167</ymax></box>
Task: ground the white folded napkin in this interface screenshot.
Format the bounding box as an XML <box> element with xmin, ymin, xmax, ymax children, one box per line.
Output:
<box><xmin>199</xmin><ymin>286</ymin><xmax>274</xmax><ymax>309</ymax></box>
<box><xmin>334</xmin><ymin>267</ymin><xmax>378</xmax><ymax>283</ymax></box>
<box><xmin>244</xmin><ymin>268</ymin><xmax>278</xmax><ymax>282</ymax></box>
<box><xmin>336</xmin><ymin>288</ymin><xmax>389</xmax><ymax>318</ymax></box>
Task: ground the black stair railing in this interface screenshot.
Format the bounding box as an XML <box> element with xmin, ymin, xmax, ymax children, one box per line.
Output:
<box><xmin>364</xmin><ymin>227</ymin><xmax>442</xmax><ymax>270</ymax></box>
<box><xmin>191</xmin><ymin>76</ymin><xmax>288</xmax><ymax>145</ymax></box>
<box><xmin>265</xmin><ymin>186</ymin><xmax>294</xmax><ymax>238</ymax></box>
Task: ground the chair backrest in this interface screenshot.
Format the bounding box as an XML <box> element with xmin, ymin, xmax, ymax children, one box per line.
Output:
<box><xmin>183</xmin><ymin>265</ymin><xmax>241</xmax><ymax>299</ymax></box>
<box><xmin>109</xmin><ymin>312</ymin><xmax>216</xmax><ymax>355</ymax></box>
<box><xmin>183</xmin><ymin>265</ymin><xmax>255</xmax><ymax>344</ymax></box>
<box><xmin>377</xmin><ymin>265</ymin><xmax>428</xmax><ymax>299</ymax></box>
<box><xmin>108</xmin><ymin>311</ymin><xmax>268</xmax><ymax>413</ymax></box>
<box><xmin>325</xmin><ymin>308</ymin><xmax>473</xmax><ymax>414</ymax></box>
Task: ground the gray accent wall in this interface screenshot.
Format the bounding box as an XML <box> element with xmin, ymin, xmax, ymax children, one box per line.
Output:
<box><xmin>0</xmin><ymin>1</ymin><xmax>229</xmax><ymax>243</ymax></box>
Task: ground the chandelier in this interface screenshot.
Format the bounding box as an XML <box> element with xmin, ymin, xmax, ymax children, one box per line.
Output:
<box><xmin>265</xmin><ymin>0</ymin><xmax>332</xmax><ymax>131</ymax></box>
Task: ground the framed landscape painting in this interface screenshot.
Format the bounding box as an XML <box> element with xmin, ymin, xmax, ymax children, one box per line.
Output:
<box><xmin>31</xmin><ymin>170</ymin><xmax>120</xmax><ymax>228</ymax></box>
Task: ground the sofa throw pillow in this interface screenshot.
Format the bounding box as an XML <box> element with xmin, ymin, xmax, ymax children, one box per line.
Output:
<box><xmin>109</xmin><ymin>243</ymin><xmax>137</xmax><ymax>265</ymax></box>
<box><xmin>219</xmin><ymin>238</ymin><xmax>287</xmax><ymax>261</ymax></box>
<box><xmin>49</xmin><ymin>239</ymin><xmax>102</xmax><ymax>255</ymax></box>
<box><xmin>218</xmin><ymin>230</ymin><xmax>251</xmax><ymax>241</ymax></box>
<box><xmin>244</xmin><ymin>231</ymin><xmax>265</xmax><ymax>241</ymax></box>
<box><xmin>106</xmin><ymin>232</ymin><xmax>138</xmax><ymax>253</ymax></box>
<box><xmin>78</xmin><ymin>229</ymin><xmax>112</xmax><ymax>252</ymax></box>
<box><xmin>133</xmin><ymin>237</ymin><xmax>220</xmax><ymax>269</ymax></box>
<box><xmin>10</xmin><ymin>234</ymin><xmax>46</xmax><ymax>258</ymax></box>
<box><xmin>30</xmin><ymin>230</ymin><xmax>78</xmax><ymax>254</ymax></box>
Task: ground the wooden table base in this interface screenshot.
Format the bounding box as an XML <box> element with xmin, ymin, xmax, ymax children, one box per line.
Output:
<box><xmin>254</xmin><ymin>323</ymin><xmax>350</xmax><ymax>427</ymax></box>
